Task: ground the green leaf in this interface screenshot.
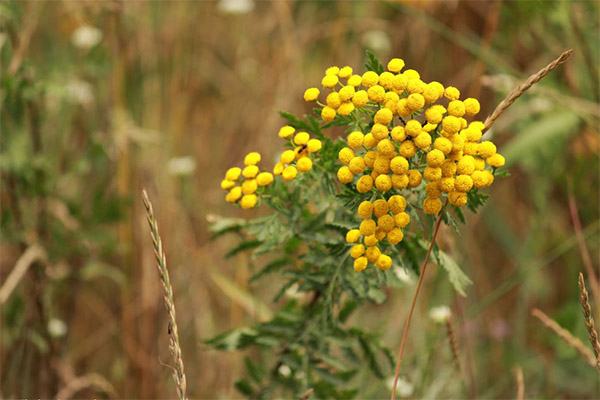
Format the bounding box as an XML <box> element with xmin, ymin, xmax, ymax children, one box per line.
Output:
<box><xmin>209</xmin><ymin>217</ymin><xmax>246</xmax><ymax>239</ymax></box>
<box><xmin>234</xmin><ymin>378</ymin><xmax>255</xmax><ymax>397</ymax></box>
<box><xmin>364</xmin><ymin>50</ymin><xmax>385</xmax><ymax>74</ymax></box>
<box><xmin>225</xmin><ymin>239</ymin><xmax>262</xmax><ymax>258</ymax></box>
<box><xmin>204</xmin><ymin>327</ymin><xmax>259</xmax><ymax>351</ymax></box>
<box><xmin>436</xmin><ymin>250</ymin><xmax>472</xmax><ymax>297</ymax></box>
<box><xmin>249</xmin><ymin>257</ymin><xmax>290</xmax><ymax>283</ymax></box>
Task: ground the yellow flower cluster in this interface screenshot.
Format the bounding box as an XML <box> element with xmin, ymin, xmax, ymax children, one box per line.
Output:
<box><xmin>274</xmin><ymin>125</ymin><xmax>322</xmax><ymax>181</ymax></box>
<box><xmin>221</xmin><ymin>152</ymin><xmax>273</xmax><ymax>209</ymax></box>
<box><xmin>345</xmin><ymin>196</ymin><xmax>410</xmax><ymax>271</ymax></box>
<box><xmin>305</xmin><ymin>58</ymin><xmax>505</xmax><ymax>271</ymax></box>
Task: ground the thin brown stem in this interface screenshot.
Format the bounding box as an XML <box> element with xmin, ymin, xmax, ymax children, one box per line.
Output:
<box><xmin>483</xmin><ymin>49</ymin><xmax>573</xmax><ymax>134</ymax></box>
<box><xmin>390</xmin><ymin>208</ymin><xmax>446</xmax><ymax>400</ymax></box>
<box><xmin>578</xmin><ymin>273</ymin><xmax>600</xmax><ymax>370</ymax></box>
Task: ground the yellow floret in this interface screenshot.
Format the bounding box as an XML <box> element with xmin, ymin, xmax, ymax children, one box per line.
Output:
<box><xmin>387</xmin><ymin>228</ymin><xmax>404</xmax><ymax>245</ymax></box>
<box><xmin>457</xmin><ymin>155</ymin><xmax>475</xmax><ymax>175</ymax></box>
<box><xmin>354</xmin><ymin>256</ymin><xmax>368</xmax><ymax>272</ymax></box>
<box><xmin>221</xmin><ymin>179</ymin><xmax>235</xmax><ymax>190</ymax></box>
<box><xmin>373</xmin><ymin>155</ymin><xmax>391</xmax><ymax>174</ymax></box>
<box><xmin>362</xmin><ymin>71</ymin><xmax>379</xmax><ymax>87</ymax></box>
<box><xmin>327</xmin><ymin>92</ymin><xmax>341</xmax><ymax>109</ymax></box>
<box><xmin>273</xmin><ymin>162</ymin><xmax>284</xmax><ymax>175</ymax></box>
<box><xmin>326</xmin><ymin>66</ymin><xmax>340</xmax><ymax>75</ymax></box>
<box><xmin>338</xmin><ymin>147</ymin><xmax>354</xmax><ymax>164</ymax></box>
<box><xmin>388</xmin><ymin>195</ymin><xmax>406</xmax><ymax>214</ymax></box>
<box><xmin>359</xmin><ymin>219</ymin><xmax>377</xmax><ymax>236</ymax></box>
<box><xmin>448</xmin><ymin>191</ymin><xmax>467</xmax><ymax>207</ymax></box>
<box><xmin>372</xmin><ymin>199</ymin><xmax>388</xmax><ymax>217</ymax></box>
<box><xmin>225</xmin><ymin>167</ymin><xmax>242</xmax><ymax>181</ymax></box>
<box><xmin>445</xmin><ymin>86</ymin><xmax>460</xmax><ymax>101</ymax></box>
<box><xmin>358</xmin><ymin>201</ymin><xmax>374</xmax><ymax>219</ymax></box>
<box><xmin>441</xmin><ymin>160</ymin><xmax>457</xmax><ymax>177</ymax></box>
<box><xmin>403</xmin><ymin>69</ymin><xmax>420</xmax><ymax>80</ymax></box>
<box><xmin>463</xmin><ymin>142</ymin><xmax>478</xmax><ymax>156</ymax></box>
<box><xmin>425</xmin><ymin>108</ymin><xmax>443</xmax><ymax>124</ymax></box>
<box><xmin>377</xmin><ymin>139</ymin><xmax>396</xmax><ymax>157</ymax></box>
<box><xmin>387</xmin><ymin>58</ymin><xmax>405</xmax><ymax>73</ymax></box>
<box><xmin>352</xmin><ymin>90</ymin><xmax>368</xmax><ymax>108</ymax></box>
<box><xmin>337</xmin><ymin>166</ymin><xmax>354</xmax><ymax>184</ymax></box>
<box><xmin>339</xmin><ymin>66</ymin><xmax>353</xmax><ymax>79</ymax></box>
<box><xmin>423</xmin><ymin>166</ymin><xmax>442</xmax><ymax>182</ymax></box>
<box><xmin>240</xmin><ymin>194</ymin><xmax>258</xmax><ymax>209</ymax></box>
<box><xmin>454</xmin><ymin>175</ymin><xmax>473</xmax><ymax>192</ymax></box>
<box><xmin>281</xmin><ymin>150</ymin><xmax>296</xmax><ymax>164</ymax></box>
<box><xmin>407</xmin><ymin>93</ymin><xmax>425</xmax><ymax>111</ymax></box>
<box><xmin>390</xmin><ymin>156</ymin><xmax>409</xmax><ymax>175</ymax></box>
<box><xmin>405</xmin><ymin>120</ymin><xmax>422</xmax><ymax>137</ymax></box>
<box><xmin>438</xmin><ymin>177</ymin><xmax>455</xmax><ymax>193</ymax></box>
<box><xmin>256</xmin><ymin>172</ymin><xmax>273</xmax><ymax>186</ymax></box>
<box><xmin>348</xmin><ymin>74</ymin><xmax>362</xmax><ymax>87</ymax></box>
<box><xmin>425</xmin><ymin>181</ymin><xmax>442</xmax><ymax>198</ymax></box>
<box><xmin>391</xmin><ymin>173</ymin><xmax>409</xmax><ymax>189</ymax></box>
<box><xmin>399</xmin><ymin>141</ymin><xmax>417</xmax><ymax>158</ymax></box>
<box><xmin>447</xmin><ymin>100</ymin><xmax>466</xmax><ymax>117</ymax></box>
<box><xmin>379</xmin><ymin>71</ymin><xmax>395</xmax><ymax>90</ymax></box>
<box><xmin>339</xmin><ymin>85</ymin><xmax>356</xmax><ymax>102</ymax></box>
<box><xmin>349</xmin><ymin>156</ymin><xmax>366</xmax><ymax>174</ymax></box>
<box><xmin>363</xmin><ymin>151</ymin><xmax>378</xmax><ymax>167</ymax></box>
<box><xmin>374</xmin><ymin>108</ymin><xmax>394</xmax><ymax>125</ymax></box>
<box><xmin>423</xmin><ymin>197</ymin><xmax>443</xmax><ymax>215</ymax></box>
<box><xmin>322</xmin><ymin>74</ymin><xmax>339</xmax><ymax>88</ymax></box>
<box><xmin>376</xmin><ymin>254</ymin><xmax>392</xmax><ymax>271</ymax></box>
<box><xmin>321</xmin><ymin>106</ymin><xmax>336</xmax><ymax>122</ymax></box>
<box><xmin>346</xmin><ymin>229</ymin><xmax>362</xmax><ymax>243</ymax></box>
<box><xmin>347</xmin><ymin>131</ymin><xmax>365</xmax><ymax>149</ymax></box>
<box><xmin>471</xmin><ymin>171</ymin><xmax>487</xmax><ymax>188</ymax></box>
<box><xmin>225</xmin><ymin>186</ymin><xmax>242</xmax><ymax>203</ymax></box>
<box><xmin>350</xmin><ymin>244</ymin><xmax>365</xmax><ymax>259</ymax></box>
<box><xmin>303</xmin><ymin>87</ymin><xmax>320</xmax><ymax>102</ymax></box>
<box><xmin>244</xmin><ymin>152</ymin><xmax>261</xmax><ymax>166</ymax></box>
<box><xmin>366</xmin><ymin>246</ymin><xmax>381</xmax><ymax>262</ymax></box>
<box><xmin>367</xmin><ymin>85</ymin><xmax>386</xmax><ymax>102</ymax></box>
<box><xmin>364</xmin><ymin>234</ymin><xmax>378</xmax><ymax>247</ymax></box>
<box><xmin>375</xmin><ymin>174</ymin><xmax>392</xmax><ymax>191</ymax></box>
<box><xmin>408</xmin><ymin>169</ymin><xmax>422</xmax><ymax>187</ymax></box>
<box><xmin>394</xmin><ymin>212</ymin><xmax>411</xmax><ymax>228</ymax></box>
<box><xmin>338</xmin><ymin>101</ymin><xmax>355</xmax><ymax>116</ymax></box>
<box><xmin>306</xmin><ymin>139</ymin><xmax>322</xmax><ymax>153</ymax></box>
<box><xmin>371</xmin><ymin>123</ymin><xmax>389</xmax><ymax>140</ymax></box>
<box><xmin>297</xmin><ymin>157</ymin><xmax>313</xmax><ymax>172</ymax></box>
<box><xmin>377</xmin><ymin>214</ymin><xmax>395</xmax><ymax>232</ymax></box>
<box><xmin>392</xmin><ymin>74</ymin><xmax>408</xmax><ymax>91</ymax></box>
<box><xmin>282</xmin><ymin>166</ymin><xmax>298</xmax><ymax>181</ymax></box>
<box><xmin>294</xmin><ymin>132</ymin><xmax>310</xmax><ymax>146</ymax></box>
<box><xmin>278</xmin><ymin>125</ymin><xmax>295</xmax><ymax>139</ymax></box>
<box><xmin>478</xmin><ymin>141</ymin><xmax>497</xmax><ymax>158</ymax></box>
<box><xmin>486</xmin><ymin>153</ymin><xmax>505</xmax><ymax>168</ymax></box>
<box><xmin>442</xmin><ymin>116</ymin><xmax>461</xmax><ymax>135</ymax></box>
<box><xmin>391</xmin><ymin>126</ymin><xmax>406</xmax><ymax>142</ymax></box>
<box><xmin>407</xmin><ymin>79</ymin><xmax>426</xmax><ymax>95</ymax></box>
<box><xmin>464</xmin><ymin>127</ymin><xmax>482</xmax><ymax>142</ymax></box>
<box><xmin>364</xmin><ymin>133</ymin><xmax>378</xmax><ymax>148</ymax></box>
<box><xmin>426</xmin><ymin>149</ymin><xmax>445</xmax><ymax>167</ymax></box>
<box><xmin>242</xmin><ymin>179</ymin><xmax>258</xmax><ymax>194</ymax></box>
<box><xmin>242</xmin><ymin>165</ymin><xmax>259</xmax><ymax>178</ymax></box>
<box><xmin>463</xmin><ymin>98</ymin><xmax>481</xmax><ymax>116</ymax></box>
<box><xmin>396</xmin><ymin>99</ymin><xmax>412</xmax><ymax>117</ymax></box>
<box><xmin>474</xmin><ymin>157</ymin><xmax>486</xmax><ymax>171</ymax></box>
<box><xmin>415</xmin><ymin>132</ymin><xmax>432</xmax><ymax>149</ymax></box>
<box><xmin>356</xmin><ymin>175</ymin><xmax>374</xmax><ymax>193</ymax></box>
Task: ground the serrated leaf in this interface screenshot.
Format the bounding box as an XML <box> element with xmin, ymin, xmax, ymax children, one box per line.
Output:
<box><xmin>209</xmin><ymin>216</ymin><xmax>246</xmax><ymax>239</ymax></box>
<box><xmin>249</xmin><ymin>257</ymin><xmax>290</xmax><ymax>283</ymax></box>
<box><xmin>204</xmin><ymin>327</ymin><xmax>259</xmax><ymax>351</ymax></box>
<box><xmin>436</xmin><ymin>250</ymin><xmax>472</xmax><ymax>297</ymax></box>
<box><xmin>364</xmin><ymin>50</ymin><xmax>385</xmax><ymax>74</ymax></box>
<box><xmin>225</xmin><ymin>239</ymin><xmax>262</xmax><ymax>258</ymax></box>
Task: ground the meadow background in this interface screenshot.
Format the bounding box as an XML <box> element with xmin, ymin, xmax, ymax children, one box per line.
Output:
<box><xmin>1</xmin><ymin>0</ymin><xmax>599</xmax><ymax>398</ymax></box>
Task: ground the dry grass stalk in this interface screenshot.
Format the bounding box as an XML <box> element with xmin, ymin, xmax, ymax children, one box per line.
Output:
<box><xmin>141</xmin><ymin>189</ymin><xmax>188</xmax><ymax>400</ymax></box>
<box><xmin>482</xmin><ymin>49</ymin><xmax>574</xmax><ymax>134</ymax></box>
<box><xmin>578</xmin><ymin>273</ymin><xmax>600</xmax><ymax>370</ymax></box>
<box><xmin>514</xmin><ymin>366</ymin><xmax>524</xmax><ymax>400</ymax></box>
<box><xmin>0</xmin><ymin>244</ymin><xmax>46</xmax><ymax>304</ymax></box>
<box><xmin>300</xmin><ymin>388</ymin><xmax>314</xmax><ymax>400</ymax></box>
<box><xmin>531</xmin><ymin>308</ymin><xmax>596</xmax><ymax>368</ymax></box>
<box><xmin>445</xmin><ymin>317</ymin><xmax>461</xmax><ymax>369</ymax></box>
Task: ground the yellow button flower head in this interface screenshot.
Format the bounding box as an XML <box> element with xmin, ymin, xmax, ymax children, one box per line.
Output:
<box><xmin>423</xmin><ymin>166</ymin><xmax>442</xmax><ymax>182</ymax></box>
<box><xmin>362</xmin><ymin>71</ymin><xmax>379</xmax><ymax>87</ymax></box>
<box><xmin>225</xmin><ymin>186</ymin><xmax>242</xmax><ymax>203</ymax></box>
<box><xmin>339</xmin><ymin>85</ymin><xmax>356</xmax><ymax>102</ymax></box>
<box><xmin>391</xmin><ymin>126</ymin><xmax>406</xmax><ymax>142</ymax></box>
<box><xmin>447</xmin><ymin>100</ymin><xmax>466</xmax><ymax>117</ymax></box>
<box><xmin>376</xmin><ymin>139</ymin><xmax>395</xmax><ymax>157</ymax></box>
<box><xmin>405</xmin><ymin>120</ymin><xmax>422</xmax><ymax>137</ymax></box>
<box><xmin>392</xmin><ymin>74</ymin><xmax>409</xmax><ymax>91</ymax></box>
<box><xmin>439</xmin><ymin>177</ymin><xmax>455</xmax><ymax>192</ymax></box>
<box><xmin>346</xmin><ymin>229</ymin><xmax>361</xmax><ymax>243</ymax></box>
<box><xmin>454</xmin><ymin>175</ymin><xmax>473</xmax><ymax>192</ymax></box>
<box><xmin>338</xmin><ymin>147</ymin><xmax>354</xmax><ymax>164</ymax></box>
<box><xmin>394</xmin><ymin>212</ymin><xmax>411</xmax><ymax>228</ymax></box>
<box><xmin>326</xmin><ymin>66</ymin><xmax>340</xmax><ymax>76</ymax></box>
<box><xmin>387</xmin><ymin>228</ymin><xmax>404</xmax><ymax>245</ymax></box>
<box><xmin>303</xmin><ymin>88</ymin><xmax>320</xmax><ymax>102</ymax></box>
<box><xmin>279</xmin><ymin>125</ymin><xmax>295</xmax><ymax>139</ymax></box>
<box><xmin>256</xmin><ymin>172</ymin><xmax>273</xmax><ymax>186</ymax></box>
<box><xmin>374</xmin><ymin>108</ymin><xmax>393</xmax><ymax>125</ymax></box>
<box><xmin>407</xmin><ymin>93</ymin><xmax>425</xmax><ymax>111</ymax></box>
<box><xmin>372</xmin><ymin>199</ymin><xmax>388</xmax><ymax>217</ymax></box>
<box><xmin>225</xmin><ymin>167</ymin><xmax>242</xmax><ymax>181</ymax></box>
<box><xmin>478</xmin><ymin>141</ymin><xmax>497</xmax><ymax>158</ymax></box>
<box><xmin>322</xmin><ymin>74</ymin><xmax>339</xmax><ymax>88</ymax></box>
<box><xmin>297</xmin><ymin>157</ymin><xmax>313</xmax><ymax>172</ymax></box>
<box><xmin>390</xmin><ymin>156</ymin><xmax>408</xmax><ymax>175</ymax></box>
<box><xmin>377</xmin><ymin>214</ymin><xmax>395</xmax><ymax>232</ymax></box>
<box><xmin>442</xmin><ymin>116</ymin><xmax>461</xmax><ymax>135</ymax></box>
<box><xmin>366</xmin><ymin>246</ymin><xmax>381</xmax><ymax>262</ymax></box>
<box><xmin>471</xmin><ymin>171</ymin><xmax>487</xmax><ymax>188</ymax></box>
<box><xmin>338</xmin><ymin>101</ymin><xmax>355</xmax><ymax>116</ymax></box>
<box><xmin>244</xmin><ymin>152</ymin><xmax>261</xmax><ymax>166</ymax></box>
<box><xmin>243</xmin><ymin>165</ymin><xmax>259</xmax><ymax>178</ymax></box>
<box><xmin>425</xmin><ymin>181</ymin><xmax>442</xmax><ymax>198</ymax></box>
<box><xmin>463</xmin><ymin>98</ymin><xmax>480</xmax><ymax>116</ymax></box>
<box><xmin>348</xmin><ymin>74</ymin><xmax>362</xmax><ymax>87</ymax></box>
<box><xmin>240</xmin><ymin>194</ymin><xmax>258</xmax><ymax>209</ymax></box>
<box><xmin>350</xmin><ymin>244</ymin><xmax>365</xmax><ymax>258</ymax></box>
<box><xmin>282</xmin><ymin>165</ymin><xmax>297</xmax><ymax>181</ymax></box>
<box><xmin>407</xmin><ymin>79</ymin><xmax>426</xmax><ymax>95</ymax></box>
<box><xmin>388</xmin><ymin>195</ymin><xmax>406</xmax><ymax>214</ymax></box>
<box><xmin>281</xmin><ymin>150</ymin><xmax>296</xmax><ymax>164</ymax></box>
<box><xmin>351</xmin><ymin>90</ymin><xmax>368</xmax><ymax>108</ymax></box>
<box><xmin>474</xmin><ymin>157</ymin><xmax>486</xmax><ymax>171</ymax></box>
<box><xmin>408</xmin><ymin>169</ymin><xmax>422</xmax><ymax>187</ymax></box>
<box><xmin>349</xmin><ymin>156</ymin><xmax>366</xmax><ymax>174</ymax></box>
<box><xmin>415</xmin><ymin>132</ymin><xmax>432</xmax><ymax>149</ymax></box>
<box><xmin>321</xmin><ymin>106</ymin><xmax>336</xmax><ymax>122</ymax></box>
<box><xmin>392</xmin><ymin>173</ymin><xmax>409</xmax><ymax>189</ymax></box>
<box><xmin>367</xmin><ymin>85</ymin><xmax>386</xmax><ymax>103</ymax></box>
<box><xmin>294</xmin><ymin>132</ymin><xmax>310</xmax><ymax>146</ymax></box>
<box><xmin>363</xmin><ymin>150</ymin><xmax>377</xmax><ymax>167</ymax></box>
<box><xmin>441</xmin><ymin>160</ymin><xmax>457</xmax><ymax>177</ymax></box>
<box><xmin>306</xmin><ymin>139</ymin><xmax>322</xmax><ymax>153</ymax></box>
<box><xmin>445</xmin><ymin>86</ymin><xmax>460</xmax><ymax>101</ymax></box>
<box><xmin>426</xmin><ymin>149</ymin><xmax>445</xmax><ymax>167</ymax></box>
<box><xmin>449</xmin><ymin>191</ymin><xmax>467</xmax><ymax>207</ymax></box>
<box><xmin>376</xmin><ymin>254</ymin><xmax>392</xmax><ymax>270</ymax></box>
<box><xmin>423</xmin><ymin>197</ymin><xmax>442</xmax><ymax>215</ymax></box>
<box><xmin>358</xmin><ymin>201</ymin><xmax>374</xmax><ymax>219</ymax></box>
<box><xmin>457</xmin><ymin>155</ymin><xmax>475</xmax><ymax>175</ymax></box>
<box><xmin>221</xmin><ymin>179</ymin><xmax>235</xmax><ymax>190</ymax></box>
<box><xmin>371</xmin><ymin>123</ymin><xmax>389</xmax><ymax>140</ymax></box>
<box><xmin>337</xmin><ymin>166</ymin><xmax>354</xmax><ymax>184</ymax></box>
<box><xmin>359</xmin><ymin>219</ymin><xmax>377</xmax><ymax>236</ymax></box>
<box><xmin>375</xmin><ymin>174</ymin><xmax>392</xmax><ymax>191</ymax></box>
<box><xmin>487</xmin><ymin>153</ymin><xmax>505</xmax><ymax>168</ymax></box>
<box><xmin>387</xmin><ymin>58</ymin><xmax>405</xmax><ymax>73</ymax></box>
<box><xmin>356</xmin><ymin>175</ymin><xmax>374</xmax><ymax>193</ymax></box>
<box><xmin>399</xmin><ymin>141</ymin><xmax>417</xmax><ymax>158</ymax></box>
<box><xmin>242</xmin><ymin>179</ymin><xmax>258</xmax><ymax>194</ymax></box>
<box><xmin>354</xmin><ymin>256</ymin><xmax>368</xmax><ymax>272</ymax></box>
<box><xmin>364</xmin><ymin>234</ymin><xmax>378</xmax><ymax>247</ymax></box>
<box><xmin>339</xmin><ymin>66</ymin><xmax>353</xmax><ymax>79</ymax></box>
<box><xmin>347</xmin><ymin>131</ymin><xmax>364</xmax><ymax>149</ymax></box>
<box><xmin>326</xmin><ymin>92</ymin><xmax>341</xmax><ymax>109</ymax></box>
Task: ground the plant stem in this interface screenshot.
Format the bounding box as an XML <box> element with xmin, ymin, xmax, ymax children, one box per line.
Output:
<box><xmin>390</xmin><ymin>208</ymin><xmax>446</xmax><ymax>400</ymax></box>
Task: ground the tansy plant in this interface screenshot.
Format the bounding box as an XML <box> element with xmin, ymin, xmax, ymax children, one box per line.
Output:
<box><xmin>209</xmin><ymin>51</ymin><xmax>570</xmax><ymax>399</ymax></box>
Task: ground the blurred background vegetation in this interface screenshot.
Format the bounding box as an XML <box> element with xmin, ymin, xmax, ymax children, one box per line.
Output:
<box><xmin>1</xmin><ymin>0</ymin><xmax>598</xmax><ymax>398</ymax></box>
